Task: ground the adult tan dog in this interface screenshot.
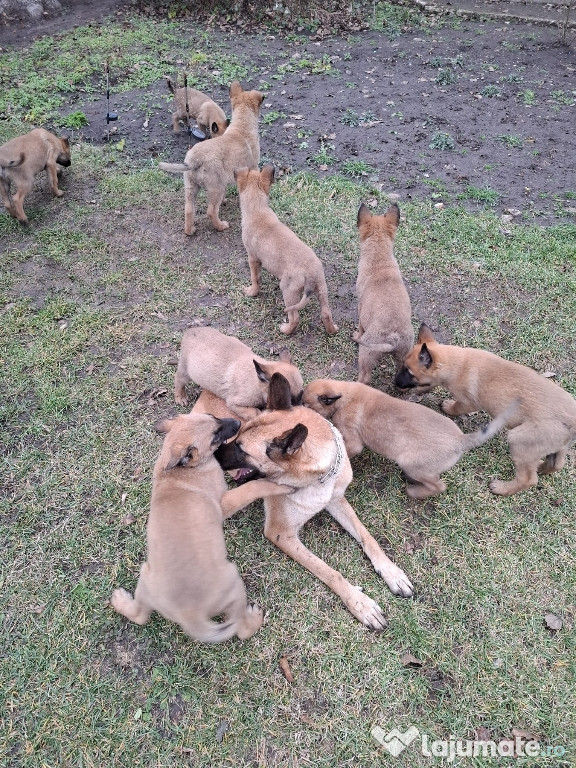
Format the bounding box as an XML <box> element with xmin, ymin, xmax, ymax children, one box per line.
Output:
<box><xmin>110</xmin><ymin>413</ymin><xmax>291</xmax><ymax>643</ymax></box>
<box><xmin>164</xmin><ymin>76</ymin><xmax>228</xmax><ymax>137</ymax></box>
<box><xmin>215</xmin><ymin>373</ymin><xmax>414</xmax><ymax>629</ymax></box>
<box><xmin>159</xmin><ymin>81</ymin><xmax>264</xmax><ymax>234</ymax></box>
<box><xmin>354</xmin><ymin>202</ymin><xmax>413</xmax><ymax>383</ymax></box>
<box><xmin>0</xmin><ymin>128</ymin><xmax>71</xmax><ymax>225</ymax></box>
<box><xmin>303</xmin><ymin>378</ymin><xmax>514</xmax><ymax>498</ymax></box>
<box><xmin>174</xmin><ymin>326</ymin><xmax>304</xmax><ymax>421</ymax></box>
<box><xmin>395</xmin><ymin>324</ymin><xmax>576</xmax><ymax>495</ymax></box>
<box><xmin>235</xmin><ymin>164</ymin><xmax>338</xmax><ymax>336</ymax></box>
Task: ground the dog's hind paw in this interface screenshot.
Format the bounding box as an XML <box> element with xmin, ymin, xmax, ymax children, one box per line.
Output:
<box><xmin>378</xmin><ymin>565</ymin><xmax>414</xmax><ymax>598</ymax></box>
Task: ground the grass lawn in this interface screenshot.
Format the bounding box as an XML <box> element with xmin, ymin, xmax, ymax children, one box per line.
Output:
<box><xmin>1</xmin><ymin>9</ymin><xmax>576</xmax><ymax>768</ymax></box>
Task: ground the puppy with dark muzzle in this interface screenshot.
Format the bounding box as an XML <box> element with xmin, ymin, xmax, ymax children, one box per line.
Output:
<box><xmin>303</xmin><ymin>378</ymin><xmax>515</xmax><ymax>498</ymax></box>
<box><xmin>0</xmin><ymin>128</ymin><xmax>71</xmax><ymax>225</ymax></box>
<box><xmin>110</xmin><ymin>413</ymin><xmax>291</xmax><ymax>643</ymax></box>
<box><xmin>395</xmin><ymin>323</ymin><xmax>576</xmax><ymax>495</ymax></box>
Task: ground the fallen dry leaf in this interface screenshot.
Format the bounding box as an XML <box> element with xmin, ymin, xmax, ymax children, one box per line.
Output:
<box><xmin>121</xmin><ymin>514</ymin><xmax>136</xmax><ymax>526</ymax></box>
<box><xmin>215</xmin><ymin>719</ymin><xmax>229</xmax><ymax>743</ymax></box>
<box><xmin>121</xmin><ymin>492</ymin><xmax>128</xmax><ymax>505</ymax></box>
<box><xmin>475</xmin><ymin>726</ymin><xmax>491</xmax><ymax>741</ymax></box>
<box><xmin>511</xmin><ymin>727</ymin><xmax>538</xmax><ymax>740</ymax></box>
<box><xmin>29</xmin><ymin>603</ymin><xmax>47</xmax><ymax>614</ymax></box>
<box><xmin>400</xmin><ymin>652</ymin><xmax>423</xmax><ymax>668</ymax></box>
<box><xmin>279</xmin><ymin>655</ymin><xmax>294</xmax><ymax>682</ymax></box>
<box><xmin>544</xmin><ymin>612</ymin><xmax>563</xmax><ymax>631</ymax></box>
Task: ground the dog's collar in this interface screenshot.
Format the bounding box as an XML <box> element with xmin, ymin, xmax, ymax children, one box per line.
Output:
<box><xmin>318</xmin><ymin>423</ymin><xmax>345</xmax><ymax>484</ymax></box>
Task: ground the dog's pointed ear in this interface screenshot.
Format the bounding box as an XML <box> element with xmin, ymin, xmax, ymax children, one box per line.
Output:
<box><xmin>154</xmin><ymin>418</ymin><xmax>174</xmax><ymax>434</ymax></box>
<box><xmin>385</xmin><ymin>202</ymin><xmax>400</xmax><ymax>228</ymax></box>
<box><xmin>226</xmin><ymin>117</ymin><xmax>231</xmax><ymax>126</ymax></box>
<box><xmin>257</xmin><ymin>91</ymin><xmax>265</xmax><ymax>105</ymax></box>
<box><xmin>418</xmin><ymin>343</ymin><xmax>433</xmax><ymax>368</ymax></box>
<box><xmin>254</xmin><ymin>359</ymin><xmax>271</xmax><ymax>382</ymax></box>
<box><xmin>260</xmin><ymin>164</ymin><xmax>275</xmax><ymax>191</ymax></box>
<box><xmin>267</xmin><ymin>372</ymin><xmax>293</xmax><ymax>411</ymax></box>
<box><xmin>229</xmin><ymin>81</ymin><xmax>242</xmax><ymax>99</ymax></box>
<box><xmin>417</xmin><ymin>323</ymin><xmax>436</xmax><ymax>344</ymax></box>
<box><xmin>164</xmin><ymin>444</ymin><xmax>198</xmax><ymax>471</ymax></box>
<box><xmin>234</xmin><ymin>167</ymin><xmax>249</xmax><ymax>185</ymax></box>
<box><xmin>357</xmin><ymin>202</ymin><xmax>371</xmax><ymax>228</ymax></box>
<box><xmin>211</xmin><ymin>121</ymin><xmax>219</xmax><ymax>135</ymax></box>
<box><xmin>61</xmin><ymin>136</ymin><xmax>70</xmax><ymax>146</ymax></box>
<box><xmin>269</xmin><ymin>423</ymin><xmax>308</xmax><ymax>456</ymax></box>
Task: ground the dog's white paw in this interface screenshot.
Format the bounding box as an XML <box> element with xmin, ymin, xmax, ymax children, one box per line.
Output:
<box><xmin>377</xmin><ymin>565</ymin><xmax>414</xmax><ymax>598</ymax></box>
<box><xmin>110</xmin><ymin>587</ymin><xmax>133</xmax><ymax>612</ymax></box>
<box><xmin>346</xmin><ymin>589</ymin><xmax>387</xmax><ymax>630</ymax></box>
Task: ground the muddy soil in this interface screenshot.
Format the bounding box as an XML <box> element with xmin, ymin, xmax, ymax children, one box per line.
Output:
<box><xmin>1</xmin><ymin>2</ymin><xmax>575</xmax><ymax>225</ymax></box>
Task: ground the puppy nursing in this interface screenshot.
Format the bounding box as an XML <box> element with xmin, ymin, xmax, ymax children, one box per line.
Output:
<box><xmin>110</xmin><ymin>413</ymin><xmax>290</xmax><ymax>642</ymax></box>
<box><xmin>174</xmin><ymin>325</ymin><xmax>304</xmax><ymax>421</ymax></box>
<box><xmin>236</xmin><ymin>164</ymin><xmax>338</xmax><ymax>335</ymax></box>
<box><xmin>396</xmin><ymin>324</ymin><xmax>576</xmax><ymax>495</ymax></box>
<box><xmin>303</xmin><ymin>378</ymin><xmax>514</xmax><ymax>498</ymax></box>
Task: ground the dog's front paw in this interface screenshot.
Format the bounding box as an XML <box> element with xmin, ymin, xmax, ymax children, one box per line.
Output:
<box><xmin>441</xmin><ymin>398</ymin><xmax>457</xmax><ymax>414</ymax></box>
<box><xmin>55</xmin><ymin>189</ymin><xmax>65</xmax><ymax>197</ymax></box>
<box><xmin>377</xmin><ymin>564</ymin><xmax>414</xmax><ymax>598</ymax></box>
<box><xmin>213</xmin><ymin>220</ymin><xmax>229</xmax><ymax>231</ymax></box>
<box><xmin>244</xmin><ymin>285</ymin><xmax>259</xmax><ymax>297</ymax></box>
<box><xmin>346</xmin><ymin>589</ymin><xmax>387</xmax><ymax>630</ymax></box>
<box><xmin>237</xmin><ymin>603</ymin><xmax>265</xmax><ymax>639</ymax></box>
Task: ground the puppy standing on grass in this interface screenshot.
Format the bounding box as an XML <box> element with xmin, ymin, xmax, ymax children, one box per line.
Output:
<box><xmin>395</xmin><ymin>324</ymin><xmax>576</xmax><ymax>495</ymax></box>
<box><xmin>354</xmin><ymin>202</ymin><xmax>413</xmax><ymax>383</ymax></box>
<box><xmin>235</xmin><ymin>164</ymin><xmax>338</xmax><ymax>335</ymax></box>
<box><xmin>174</xmin><ymin>326</ymin><xmax>304</xmax><ymax>421</ymax></box>
<box><xmin>159</xmin><ymin>80</ymin><xmax>264</xmax><ymax>234</ymax></box>
<box><xmin>164</xmin><ymin>76</ymin><xmax>228</xmax><ymax>137</ymax></box>
<box><xmin>0</xmin><ymin>128</ymin><xmax>71</xmax><ymax>225</ymax></box>
<box><xmin>303</xmin><ymin>378</ymin><xmax>516</xmax><ymax>499</ymax></box>
<box><xmin>110</xmin><ymin>413</ymin><xmax>291</xmax><ymax>643</ymax></box>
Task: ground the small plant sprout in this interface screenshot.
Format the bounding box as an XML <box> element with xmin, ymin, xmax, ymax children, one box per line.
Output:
<box><xmin>429</xmin><ymin>132</ymin><xmax>455</xmax><ymax>150</ymax></box>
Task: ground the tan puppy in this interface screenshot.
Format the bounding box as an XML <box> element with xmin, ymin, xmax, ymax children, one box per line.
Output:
<box><xmin>0</xmin><ymin>128</ymin><xmax>71</xmax><ymax>225</ymax></box>
<box><xmin>303</xmin><ymin>378</ymin><xmax>515</xmax><ymax>498</ymax></box>
<box><xmin>395</xmin><ymin>324</ymin><xmax>576</xmax><ymax>495</ymax></box>
<box><xmin>110</xmin><ymin>413</ymin><xmax>291</xmax><ymax>643</ymax></box>
<box><xmin>235</xmin><ymin>164</ymin><xmax>338</xmax><ymax>335</ymax></box>
<box><xmin>159</xmin><ymin>80</ymin><xmax>264</xmax><ymax>234</ymax></box>
<box><xmin>164</xmin><ymin>76</ymin><xmax>228</xmax><ymax>137</ymax></box>
<box><xmin>354</xmin><ymin>202</ymin><xmax>413</xmax><ymax>383</ymax></box>
<box><xmin>215</xmin><ymin>373</ymin><xmax>414</xmax><ymax>629</ymax></box>
<box><xmin>174</xmin><ymin>326</ymin><xmax>304</xmax><ymax>421</ymax></box>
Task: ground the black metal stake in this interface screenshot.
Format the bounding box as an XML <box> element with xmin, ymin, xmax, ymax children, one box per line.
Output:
<box><xmin>105</xmin><ymin>61</ymin><xmax>118</xmax><ymax>142</ymax></box>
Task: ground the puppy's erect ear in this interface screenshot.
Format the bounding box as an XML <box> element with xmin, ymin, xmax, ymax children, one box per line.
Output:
<box><xmin>385</xmin><ymin>202</ymin><xmax>400</xmax><ymax>229</ymax></box>
<box><xmin>269</xmin><ymin>424</ymin><xmax>308</xmax><ymax>457</ymax></box>
<box><xmin>257</xmin><ymin>92</ymin><xmax>265</xmax><ymax>105</ymax></box>
<box><xmin>267</xmin><ymin>372</ymin><xmax>293</xmax><ymax>411</ymax></box>
<box><xmin>229</xmin><ymin>80</ymin><xmax>242</xmax><ymax>99</ymax></box>
<box><xmin>260</xmin><ymin>164</ymin><xmax>275</xmax><ymax>192</ymax></box>
<box><xmin>164</xmin><ymin>444</ymin><xmax>198</xmax><ymax>471</ymax></box>
<box><xmin>61</xmin><ymin>136</ymin><xmax>70</xmax><ymax>146</ymax></box>
<box><xmin>319</xmin><ymin>394</ymin><xmax>342</xmax><ymax>406</ymax></box>
<box><xmin>154</xmin><ymin>418</ymin><xmax>174</xmax><ymax>434</ymax></box>
<box><xmin>234</xmin><ymin>167</ymin><xmax>250</xmax><ymax>186</ymax></box>
<box><xmin>357</xmin><ymin>202</ymin><xmax>371</xmax><ymax>228</ymax></box>
<box><xmin>418</xmin><ymin>343</ymin><xmax>433</xmax><ymax>368</ymax></box>
<box><xmin>417</xmin><ymin>323</ymin><xmax>437</xmax><ymax>344</ymax></box>
<box><xmin>254</xmin><ymin>359</ymin><xmax>271</xmax><ymax>382</ymax></box>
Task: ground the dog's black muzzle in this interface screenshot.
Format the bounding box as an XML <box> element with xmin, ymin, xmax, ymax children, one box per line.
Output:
<box><xmin>214</xmin><ymin>441</ymin><xmax>264</xmax><ymax>484</ymax></box>
<box><xmin>394</xmin><ymin>367</ymin><xmax>418</xmax><ymax>389</ymax></box>
<box><xmin>213</xmin><ymin>418</ymin><xmax>241</xmax><ymax>447</ymax></box>
<box><xmin>58</xmin><ymin>157</ymin><xmax>72</xmax><ymax>168</ymax></box>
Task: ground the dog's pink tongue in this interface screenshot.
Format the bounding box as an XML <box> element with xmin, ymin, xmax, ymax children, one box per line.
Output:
<box><xmin>231</xmin><ymin>468</ymin><xmax>251</xmax><ymax>481</ymax></box>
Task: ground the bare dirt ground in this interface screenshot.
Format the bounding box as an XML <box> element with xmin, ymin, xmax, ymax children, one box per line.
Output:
<box><xmin>1</xmin><ymin>1</ymin><xmax>575</xmax><ymax>225</ymax></box>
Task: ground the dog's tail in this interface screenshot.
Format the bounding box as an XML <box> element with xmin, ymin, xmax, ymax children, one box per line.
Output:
<box><xmin>158</xmin><ymin>161</ymin><xmax>191</xmax><ymax>175</ymax></box>
<box><xmin>355</xmin><ymin>332</ymin><xmax>399</xmax><ymax>353</ymax></box>
<box><xmin>0</xmin><ymin>151</ymin><xmax>25</xmax><ymax>170</ymax></box>
<box><xmin>164</xmin><ymin>75</ymin><xmax>177</xmax><ymax>94</ymax></box>
<box><xmin>285</xmin><ymin>290</ymin><xmax>314</xmax><ymax>312</ymax></box>
<box><xmin>460</xmin><ymin>399</ymin><xmax>520</xmax><ymax>452</ymax></box>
